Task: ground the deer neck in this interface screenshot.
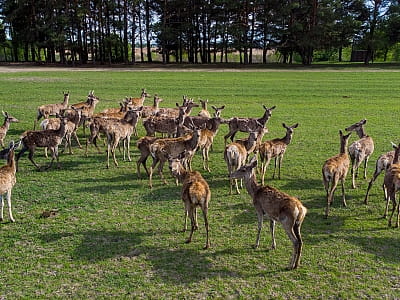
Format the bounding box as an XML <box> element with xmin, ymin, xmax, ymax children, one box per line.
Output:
<box><xmin>63</xmin><ymin>95</ymin><xmax>69</xmax><ymax>106</ymax></box>
<box><xmin>245</xmin><ymin>135</ymin><xmax>257</xmax><ymax>151</ymax></box>
<box><xmin>244</xmin><ymin>171</ymin><xmax>259</xmax><ymax>198</ymax></box>
<box><xmin>174</xmin><ymin>164</ymin><xmax>188</xmax><ymax>183</ymax></box>
<box><xmin>187</xmin><ymin>132</ymin><xmax>200</xmax><ymax>150</ymax></box>
<box><xmin>394</xmin><ymin>149</ymin><xmax>400</xmax><ymax>164</ymax></box>
<box><xmin>282</xmin><ymin>132</ymin><xmax>292</xmax><ymax>145</ymax></box>
<box><xmin>340</xmin><ymin>140</ymin><xmax>349</xmax><ymax>154</ymax></box>
<box><xmin>257</xmin><ymin>111</ymin><xmax>270</xmax><ymax>126</ymax></box>
<box><xmin>7</xmin><ymin>150</ymin><xmax>16</xmax><ymax>173</ymax></box>
<box><xmin>2</xmin><ymin>118</ymin><xmax>9</xmax><ymax>129</ymax></box>
<box><xmin>355</xmin><ymin>127</ymin><xmax>366</xmax><ymax>138</ymax></box>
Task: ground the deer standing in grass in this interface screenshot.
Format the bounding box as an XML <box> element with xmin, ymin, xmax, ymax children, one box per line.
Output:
<box><xmin>345</xmin><ymin>119</ymin><xmax>374</xmax><ymax>189</ymax></box>
<box><xmin>166</xmin><ymin>152</ymin><xmax>211</xmax><ymax>249</ymax></box>
<box><xmin>0</xmin><ymin>111</ymin><xmax>19</xmax><ymax>148</ymax></box>
<box><xmin>258</xmin><ymin>123</ymin><xmax>299</xmax><ymax>184</ymax></box>
<box><xmin>198</xmin><ymin>99</ymin><xmax>210</xmax><ymax>118</ymax></box>
<box><xmin>382</xmin><ymin>143</ymin><xmax>400</xmax><ymax>228</ymax></box>
<box><xmin>230</xmin><ymin>156</ymin><xmax>307</xmax><ymax>270</ymax></box>
<box><xmin>34</xmin><ymin>91</ymin><xmax>70</xmax><ymax>130</ymax></box>
<box><xmin>322</xmin><ymin>130</ymin><xmax>352</xmax><ymax>218</ymax></box>
<box><xmin>16</xmin><ymin>117</ymin><xmax>68</xmax><ymax>170</ymax></box>
<box><xmin>128</xmin><ymin>88</ymin><xmax>151</xmax><ymax>107</ymax></box>
<box><xmin>224</xmin><ymin>105</ymin><xmax>275</xmax><ymax>145</ymax></box>
<box><xmin>141</xmin><ymin>95</ymin><xmax>163</xmax><ymax>118</ymax></box>
<box><xmin>364</xmin><ymin>147</ymin><xmax>395</xmax><ymax>205</ymax></box>
<box><xmin>0</xmin><ymin>141</ymin><xmax>20</xmax><ymax>222</ymax></box>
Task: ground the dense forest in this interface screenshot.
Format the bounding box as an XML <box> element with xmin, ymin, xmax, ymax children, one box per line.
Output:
<box><xmin>0</xmin><ymin>0</ymin><xmax>399</xmax><ymax>65</ymax></box>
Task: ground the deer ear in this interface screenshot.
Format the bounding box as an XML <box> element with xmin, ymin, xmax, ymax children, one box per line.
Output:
<box><xmin>362</xmin><ymin>119</ymin><xmax>367</xmax><ymax>124</ymax></box>
<box><xmin>391</xmin><ymin>141</ymin><xmax>397</xmax><ymax>149</ymax></box>
<box><xmin>292</xmin><ymin>123</ymin><xmax>299</xmax><ymax>128</ymax></box>
<box><xmin>339</xmin><ymin>130</ymin><xmax>343</xmax><ymax>136</ymax></box>
<box><xmin>249</xmin><ymin>155</ymin><xmax>258</xmax><ymax>167</ymax></box>
<box><xmin>282</xmin><ymin>123</ymin><xmax>287</xmax><ymax>128</ymax></box>
<box><xmin>2</xmin><ymin>111</ymin><xmax>7</xmax><ymax>117</ymax></box>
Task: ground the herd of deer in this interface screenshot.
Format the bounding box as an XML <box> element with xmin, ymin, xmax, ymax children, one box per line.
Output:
<box><xmin>0</xmin><ymin>89</ymin><xmax>398</xmax><ymax>270</ymax></box>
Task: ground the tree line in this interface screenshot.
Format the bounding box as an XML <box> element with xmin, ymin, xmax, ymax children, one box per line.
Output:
<box><xmin>0</xmin><ymin>0</ymin><xmax>399</xmax><ymax>65</ymax></box>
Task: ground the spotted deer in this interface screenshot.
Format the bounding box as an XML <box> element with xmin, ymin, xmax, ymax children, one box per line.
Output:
<box><xmin>129</xmin><ymin>88</ymin><xmax>151</xmax><ymax>107</ymax></box>
<box><xmin>258</xmin><ymin>123</ymin><xmax>299</xmax><ymax>184</ymax></box>
<box><xmin>382</xmin><ymin>142</ymin><xmax>400</xmax><ymax>228</ymax></box>
<box><xmin>0</xmin><ymin>140</ymin><xmax>20</xmax><ymax>222</ymax></box>
<box><xmin>364</xmin><ymin>147</ymin><xmax>395</xmax><ymax>205</ymax></box>
<box><xmin>166</xmin><ymin>152</ymin><xmax>211</xmax><ymax>249</ymax></box>
<box><xmin>224</xmin><ymin>105</ymin><xmax>275</xmax><ymax>145</ymax></box>
<box><xmin>0</xmin><ymin>111</ymin><xmax>19</xmax><ymax>148</ymax></box>
<box><xmin>143</xmin><ymin>106</ymin><xmax>187</xmax><ymax>137</ymax></box>
<box><xmin>322</xmin><ymin>130</ymin><xmax>352</xmax><ymax>218</ymax></box>
<box><xmin>345</xmin><ymin>119</ymin><xmax>374</xmax><ymax>189</ymax></box>
<box><xmin>16</xmin><ymin>117</ymin><xmax>69</xmax><ymax>170</ymax></box>
<box><xmin>230</xmin><ymin>156</ymin><xmax>307</xmax><ymax>270</ymax></box>
<box><xmin>34</xmin><ymin>91</ymin><xmax>69</xmax><ymax>129</ymax></box>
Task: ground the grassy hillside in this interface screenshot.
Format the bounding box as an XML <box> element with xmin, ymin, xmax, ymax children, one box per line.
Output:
<box><xmin>0</xmin><ymin>68</ymin><xmax>399</xmax><ymax>298</ymax></box>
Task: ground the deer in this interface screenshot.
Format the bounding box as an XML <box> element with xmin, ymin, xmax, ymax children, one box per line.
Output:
<box><xmin>230</xmin><ymin>156</ymin><xmax>307</xmax><ymax>270</ymax></box>
<box><xmin>71</xmin><ymin>91</ymin><xmax>100</xmax><ymax>136</ymax></box>
<box><xmin>148</xmin><ymin>125</ymin><xmax>203</xmax><ymax>188</ymax></box>
<box><xmin>224</xmin><ymin>105</ymin><xmax>276</xmax><ymax>145</ymax></box>
<box><xmin>33</xmin><ymin>91</ymin><xmax>70</xmax><ymax>129</ymax></box>
<box><xmin>345</xmin><ymin>119</ymin><xmax>374</xmax><ymax>189</ymax></box>
<box><xmin>156</xmin><ymin>98</ymin><xmax>198</xmax><ymax>118</ymax></box>
<box><xmin>141</xmin><ymin>95</ymin><xmax>163</xmax><ymax>118</ymax></box>
<box><xmin>105</xmin><ymin>107</ymin><xmax>143</xmax><ymax>168</ymax></box>
<box><xmin>143</xmin><ymin>106</ymin><xmax>187</xmax><ymax>137</ymax></box>
<box><xmin>16</xmin><ymin>117</ymin><xmax>68</xmax><ymax>170</ymax></box>
<box><xmin>0</xmin><ymin>140</ymin><xmax>20</xmax><ymax>223</ymax></box>
<box><xmin>129</xmin><ymin>88</ymin><xmax>151</xmax><ymax>107</ymax></box>
<box><xmin>136</xmin><ymin>136</ymin><xmax>162</xmax><ymax>179</ymax></box>
<box><xmin>198</xmin><ymin>99</ymin><xmax>210</xmax><ymax>118</ymax></box>
<box><xmin>166</xmin><ymin>152</ymin><xmax>211</xmax><ymax>249</ymax></box>
<box><xmin>40</xmin><ymin>107</ymin><xmax>83</xmax><ymax>155</ymax></box>
<box><xmin>224</xmin><ymin>124</ymin><xmax>264</xmax><ymax>195</ymax></box>
<box><xmin>258</xmin><ymin>123</ymin><xmax>299</xmax><ymax>184</ymax></box>
<box><xmin>382</xmin><ymin>142</ymin><xmax>400</xmax><ymax>228</ymax></box>
<box><xmin>364</xmin><ymin>147</ymin><xmax>395</xmax><ymax>205</ymax></box>
<box><xmin>322</xmin><ymin>130</ymin><xmax>352</xmax><ymax>218</ymax></box>
<box><xmin>0</xmin><ymin>111</ymin><xmax>19</xmax><ymax>148</ymax></box>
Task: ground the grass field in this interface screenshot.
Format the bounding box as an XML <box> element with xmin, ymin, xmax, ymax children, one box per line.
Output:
<box><xmin>0</xmin><ymin>66</ymin><xmax>399</xmax><ymax>298</ymax></box>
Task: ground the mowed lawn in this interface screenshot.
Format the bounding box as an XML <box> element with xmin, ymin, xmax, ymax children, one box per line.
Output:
<box><xmin>0</xmin><ymin>67</ymin><xmax>399</xmax><ymax>298</ymax></box>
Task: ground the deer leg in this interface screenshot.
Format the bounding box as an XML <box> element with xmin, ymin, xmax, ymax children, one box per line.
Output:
<box><xmin>234</xmin><ymin>178</ymin><xmax>240</xmax><ymax>195</ymax></box>
<box><xmin>183</xmin><ymin>202</ymin><xmax>189</xmax><ymax>232</ymax></box>
<box><xmin>261</xmin><ymin>156</ymin><xmax>272</xmax><ymax>185</ymax></box>
<box><xmin>202</xmin><ymin>205</ymin><xmax>210</xmax><ymax>249</ymax></box>
<box><xmin>396</xmin><ymin>200</ymin><xmax>400</xmax><ymax>228</ymax></box>
<box><xmin>351</xmin><ymin>161</ymin><xmax>358</xmax><ymax>189</ymax></box>
<box><xmin>44</xmin><ymin>147</ymin><xmax>48</xmax><ymax>158</ymax></box>
<box><xmin>270</xmin><ymin>219</ymin><xmax>276</xmax><ymax>250</ymax></box>
<box><xmin>282</xmin><ymin>220</ymin><xmax>301</xmax><ymax>270</ymax></box>
<box><xmin>341</xmin><ymin>178</ymin><xmax>347</xmax><ymax>207</ymax></box>
<box><xmin>254</xmin><ymin>209</ymin><xmax>263</xmax><ymax>249</ymax></box>
<box><xmin>363</xmin><ymin>156</ymin><xmax>369</xmax><ymax>179</ymax></box>
<box><xmin>364</xmin><ymin>170</ymin><xmax>381</xmax><ymax>205</ymax></box>
<box><xmin>73</xmin><ymin>131</ymin><xmax>82</xmax><ymax>148</ymax></box>
<box><xmin>292</xmin><ymin>221</ymin><xmax>303</xmax><ymax>269</ymax></box>
<box><xmin>0</xmin><ymin>195</ymin><xmax>3</xmax><ymax>221</ymax></box>
<box><xmin>388</xmin><ymin>191</ymin><xmax>396</xmax><ymax>227</ymax></box>
<box><xmin>126</xmin><ymin>137</ymin><xmax>132</xmax><ymax>162</ymax></box>
<box><xmin>383</xmin><ymin>184</ymin><xmax>390</xmax><ymax>218</ymax></box>
<box><xmin>45</xmin><ymin>147</ymin><xmax>56</xmax><ymax>170</ymax></box>
<box><xmin>325</xmin><ymin>175</ymin><xmax>339</xmax><ymax>218</ymax></box>
<box><xmin>148</xmin><ymin>157</ymin><xmax>159</xmax><ymax>189</ymax></box>
<box><xmin>6</xmin><ymin>190</ymin><xmax>14</xmax><ymax>222</ymax></box>
<box><xmin>185</xmin><ymin>206</ymin><xmax>195</xmax><ymax>244</ymax></box>
<box><xmin>272</xmin><ymin>157</ymin><xmax>278</xmax><ymax>179</ymax></box>
<box><xmin>28</xmin><ymin>150</ymin><xmax>41</xmax><ymax>170</ymax></box>
<box><xmin>278</xmin><ymin>154</ymin><xmax>284</xmax><ymax>179</ymax></box>
<box><xmin>106</xmin><ymin>140</ymin><xmax>111</xmax><ymax>169</ymax></box>
<box><xmin>112</xmin><ymin>139</ymin><xmax>119</xmax><ymax>167</ymax></box>
<box><xmin>158</xmin><ymin>160</ymin><xmax>168</xmax><ymax>185</ymax></box>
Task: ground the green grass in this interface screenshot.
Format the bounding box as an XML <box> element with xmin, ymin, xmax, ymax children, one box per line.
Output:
<box><xmin>0</xmin><ymin>67</ymin><xmax>399</xmax><ymax>298</ymax></box>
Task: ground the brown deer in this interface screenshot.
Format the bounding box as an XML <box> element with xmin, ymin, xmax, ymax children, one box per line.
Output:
<box><xmin>166</xmin><ymin>152</ymin><xmax>211</xmax><ymax>249</ymax></box>
<box><xmin>105</xmin><ymin>107</ymin><xmax>143</xmax><ymax>168</ymax></box>
<box><xmin>141</xmin><ymin>95</ymin><xmax>163</xmax><ymax>118</ymax></box>
<box><xmin>258</xmin><ymin>123</ymin><xmax>299</xmax><ymax>184</ymax></box>
<box><xmin>382</xmin><ymin>142</ymin><xmax>400</xmax><ymax>228</ymax></box>
<box><xmin>230</xmin><ymin>156</ymin><xmax>307</xmax><ymax>270</ymax></box>
<box><xmin>143</xmin><ymin>106</ymin><xmax>187</xmax><ymax>137</ymax></box>
<box><xmin>345</xmin><ymin>119</ymin><xmax>374</xmax><ymax>189</ymax></box>
<box><xmin>70</xmin><ymin>90</ymin><xmax>95</xmax><ymax>110</ymax></box>
<box><xmin>129</xmin><ymin>88</ymin><xmax>151</xmax><ymax>107</ymax></box>
<box><xmin>0</xmin><ymin>140</ymin><xmax>20</xmax><ymax>222</ymax></box>
<box><xmin>148</xmin><ymin>125</ymin><xmax>202</xmax><ymax>188</ymax></box>
<box><xmin>0</xmin><ymin>111</ymin><xmax>19</xmax><ymax>148</ymax></box>
<box><xmin>16</xmin><ymin>117</ymin><xmax>69</xmax><ymax>170</ymax></box>
<box><xmin>136</xmin><ymin>136</ymin><xmax>162</xmax><ymax>179</ymax></box>
<box><xmin>322</xmin><ymin>130</ymin><xmax>352</xmax><ymax>218</ymax></box>
<box><xmin>156</xmin><ymin>98</ymin><xmax>198</xmax><ymax>118</ymax></box>
<box><xmin>224</xmin><ymin>126</ymin><xmax>264</xmax><ymax>195</ymax></box>
<box><xmin>71</xmin><ymin>91</ymin><xmax>100</xmax><ymax>136</ymax></box>
<box><xmin>364</xmin><ymin>147</ymin><xmax>395</xmax><ymax>205</ymax></box>
<box><xmin>224</xmin><ymin>105</ymin><xmax>275</xmax><ymax>145</ymax></box>
<box><xmin>34</xmin><ymin>91</ymin><xmax>69</xmax><ymax>129</ymax></box>
<box><xmin>198</xmin><ymin>99</ymin><xmax>210</xmax><ymax>118</ymax></box>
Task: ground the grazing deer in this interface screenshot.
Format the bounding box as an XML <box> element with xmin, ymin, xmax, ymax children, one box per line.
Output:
<box><xmin>34</xmin><ymin>91</ymin><xmax>70</xmax><ymax>129</ymax></box>
<box><xmin>0</xmin><ymin>140</ymin><xmax>20</xmax><ymax>222</ymax></box>
<box><xmin>224</xmin><ymin>105</ymin><xmax>276</xmax><ymax>145</ymax></box>
<box><xmin>141</xmin><ymin>95</ymin><xmax>163</xmax><ymax>118</ymax></box>
<box><xmin>224</xmin><ymin>126</ymin><xmax>263</xmax><ymax>195</ymax></box>
<box><xmin>322</xmin><ymin>130</ymin><xmax>352</xmax><ymax>218</ymax></box>
<box><xmin>148</xmin><ymin>125</ymin><xmax>202</xmax><ymax>188</ymax></box>
<box><xmin>382</xmin><ymin>142</ymin><xmax>400</xmax><ymax>228</ymax></box>
<box><xmin>258</xmin><ymin>123</ymin><xmax>299</xmax><ymax>184</ymax></box>
<box><xmin>0</xmin><ymin>111</ymin><xmax>19</xmax><ymax>148</ymax></box>
<box><xmin>166</xmin><ymin>152</ymin><xmax>211</xmax><ymax>249</ymax></box>
<box><xmin>364</xmin><ymin>147</ymin><xmax>395</xmax><ymax>205</ymax></box>
<box><xmin>198</xmin><ymin>99</ymin><xmax>210</xmax><ymax>118</ymax></box>
<box><xmin>105</xmin><ymin>107</ymin><xmax>143</xmax><ymax>168</ymax></box>
<box><xmin>345</xmin><ymin>119</ymin><xmax>374</xmax><ymax>189</ymax></box>
<box><xmin>16</xmin><ymin>117</ymin><xmax>68</xmax><ymax>170</ymax></box>
<box><xmin>230</xmin><ymin>156</ymin><xmax>307</xmax><ymax>270</ymax></box>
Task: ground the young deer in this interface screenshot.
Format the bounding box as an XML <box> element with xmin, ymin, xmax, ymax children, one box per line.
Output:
<box><xmin>166</xmin><ymin>152</ymin><xmax>211</xmax><ymax>249</ymax></box>
<box><xmin>0</xmin><ymin>140</ymin><xmax>20</xmax><ymax>222</ymax></box>
<box><xmin>198</xmin><ymin>99</ymin><xmax>210</xmax><ymax>118</ymax></box>
<box><xmin>0</xmin><ymin>111</ymin><xmax>19</xmax><ymax>148</ymax></box>
<box><xmin>345</xmin><ymin>119</ymin><xmax>374</xmax><ymax>189</ymax></box>
<box><xmin>16</xmin><ymin>117</ymin><xmax>69</xmax><ymax>170</ymax></box>
<box><xmin>34</xmin><ymin>91</ymin><xmax>69</xmax><ymax>129</ymax></box>
<box><xmin>364</xmin><ymin>147</ymin><xmax>395</xmax><ymax>205</ymax></box>
<box><xmin>230</xmin><ymin>156</ymin><xmax>307</xmax><ymax>270</ymax></box>
<box><xmin>322</xmin><ymin>130</ymin><xmax>352</xmax><ymax>218</ymax></box>
<box><xmin>224</xmin><ymin>127</ymin><xmax>263</xmax><ymax>195</ymax></box>
<box><xmin>258</xmin><ymin>123</ymin><xmax>299</xmax><ymax>184</ymax></box>
<box><xmin>224</xmin><ymin>105</ymin><xmax>275</xmax><ymax>145</ymax></box>
<box><xmin>382</xmin><ymin>142</ymin><xmax>400</xmax><ymax>228</ymax></box>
